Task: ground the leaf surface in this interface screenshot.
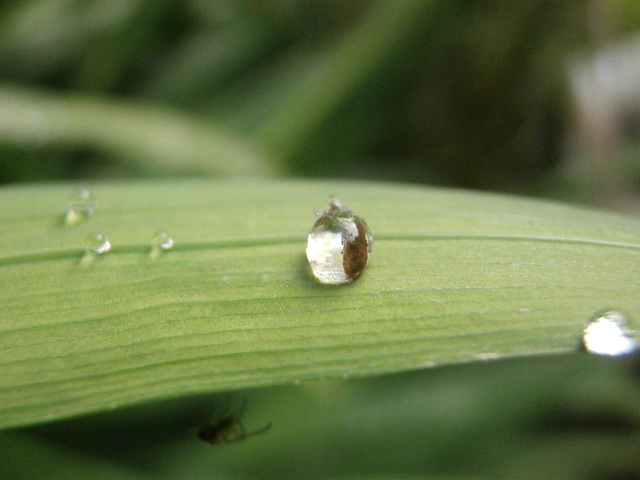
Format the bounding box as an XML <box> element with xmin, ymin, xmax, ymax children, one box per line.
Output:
<box><xmin>1</xmin><ymin>179</ymin><xmax>639</xmax><ymax>428</ymax></box>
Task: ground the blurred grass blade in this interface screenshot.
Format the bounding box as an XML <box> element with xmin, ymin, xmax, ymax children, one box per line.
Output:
<box><xmin>142</xmin><ymin>19</ymin><xmax>280</xmax><ymax>104</ymax></box>
<box><xmin>253</xmin><ymin>1</ymin><xmax>437</xmax><ymax>158</ymax></box>
<box><xmin>1</xmin><ymin>178</ymin><xmax>640</xmax><ymax>429</ymax></box>
<box><xmin>0</xmin><ymin>85</ymin><xmax>277</xmax><ymax>175</ymax></box>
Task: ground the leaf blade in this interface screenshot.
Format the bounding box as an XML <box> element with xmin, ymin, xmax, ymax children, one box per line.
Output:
<box><xmin>1</xmin><ymin>179</ymin><xmax>639</xmax><ymax>428</ymax></box>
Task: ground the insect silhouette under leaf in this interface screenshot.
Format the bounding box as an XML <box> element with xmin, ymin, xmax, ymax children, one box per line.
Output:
<box><xmin>197</xmin><ymin>401</ymin><xmax>272</xmax><ymax>445</ymax></box>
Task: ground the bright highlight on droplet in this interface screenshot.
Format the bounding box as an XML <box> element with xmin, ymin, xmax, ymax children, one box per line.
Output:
<box><xmin>80</xmin><ymin>232</ymin><xmax>111</xmax><ymax>267</ymax></box>
<box><xmin>84</xmin><ymin>232</ymin><xmax>111</xmax><ymax>254</ymax></box>
<box><xmin>582</xmin><ymin>310</ymin><xmax>639</xmax><ymax>357</ymax></box>
<box><xmin>306</xmin><ymin>197</ymin><xmax>372</xmax><ymax>285</ymax></box>
<box><xmin>65</xmin><ymin>189</ymin><xmax>97</xmax><ymax>226</ymax></box>
<box><xmin>150</xmin><ymin>231</ymin><xmax>174</xmax><ymax>259</ymax></box>
<box><xmin>151</xmin><ymin>231</ymin><xmax>174</xmax><ymax>250</ymax></box>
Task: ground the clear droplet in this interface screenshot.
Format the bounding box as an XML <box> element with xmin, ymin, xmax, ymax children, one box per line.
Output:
<box><xmin>306</xmin><ymin>197</ymin><xmax>372</xmax><ymax>284</ymax></box>
<box><xmin>80</xmin><ymin>232</ymin><xmax>110</xmax><ymax>267</ymax></box>
<box><xmin>85</xmin><ymin>232</ymin><xmax>111</xmax><ymax>254</ymax></box>
<box><xmin>582</xmin><ymin>310</ymin><xmax>639</xmax><ymax>356</ymax></box>
<box><xmin>65</xmin><ymin>189</ymin><xmax>97</xmax><ymax>226</ymax></box>
<box><xmin>149</xmin><ymin>231</ymin><xmax>174</xmax><ymax>259</ymax></box>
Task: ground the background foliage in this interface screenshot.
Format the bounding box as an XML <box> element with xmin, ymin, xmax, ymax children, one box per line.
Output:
<box><xmin>2</xmin><ymin>0</ymin><xmax>638</xmax><ymax>199</ymax></box>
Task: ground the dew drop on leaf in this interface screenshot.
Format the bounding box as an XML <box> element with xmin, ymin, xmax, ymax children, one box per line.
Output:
<box><xmin>80</xmin><ymin>232</ymin><xmax>110</xmax><ymax>267</ymax></box>
<box><xmin>65</xmin><ymin>189</ymin><xmax>97</xmax><ymax>226</ymax></box>
<box><xmin>306</xmin><ymin>197</ymin><xmax>372</xmax><ymax>285</ymax></box>
<box><xmin>150</xmin><ymin>231</ymin><xmax>174</xmax><ymax>259</ymax></box>
<box><xmin>582</xmin><ymin>310</ymin><xmax>639</xmax><ymax>356</ymax></box>
<box><xmin>84</xmin><ymin>232</ymin><xmax>111</xmax><ymax>254</ymax></box>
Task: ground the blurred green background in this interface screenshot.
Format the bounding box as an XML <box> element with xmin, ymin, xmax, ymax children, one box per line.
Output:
<box><xmin>2</xmin><ymin>1</ymin><xmax>640</xmax><ymax>479</ymax></box>
<box><xmin>1</xmin><ymin>0</ymin><xmax>639</xmax><ymax>211</ymax></box>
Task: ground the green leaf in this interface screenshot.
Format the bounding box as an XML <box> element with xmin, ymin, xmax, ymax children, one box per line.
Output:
<box><xmin>1</xmin><ymin>178</ymin><xmax>639</xmax><ymax>429</ymax></box>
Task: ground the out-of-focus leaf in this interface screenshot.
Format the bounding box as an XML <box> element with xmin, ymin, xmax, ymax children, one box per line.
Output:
<box><xmin>0</xmin><ymin>85</ymin><xmax>277</xmax><ymax>176</ymax></box>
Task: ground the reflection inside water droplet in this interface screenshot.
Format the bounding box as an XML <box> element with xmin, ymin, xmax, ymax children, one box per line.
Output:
<box><xmin>81</xmin><ymin>232</ymin><xmax>111</xmax><ymax>267</ymax></box>
<box><xmin>306</xmin><ymin>197</ymin><xmax>372</xmax><ymax>285</ymax></box>
<box><xmin>149</xmin><ymin>231</ymin><xmax>174</xmax><ymax>259</ymax></box>
<box><xmin>582</xmin><ymin>310</ymin><xmax>639</xmax><ymax>356</ymax></box>
<box><xmin>65</xmin><ymin>189</ymin><xmax>97</xmax><ymax>226</ymax></box>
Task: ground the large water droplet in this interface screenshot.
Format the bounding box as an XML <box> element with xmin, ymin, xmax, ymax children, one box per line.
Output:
<box><xmin>582</xmin><ymin>310</ymin><xmax>639</xmax><ymax>356</ymax></box>
<box><xmin>306</xmin><ymin>197</ymin><xmax>372</xmax><ymax>284</ymax></box>
<box><xmin>149</xmin><ymin>231</ymin><xmax>174</xmax><ymax>259</ymax></box>
<box><xmin>65</xmin><ymin>189</ymin><xmax>97</xmax><ymax>226</ymax></box>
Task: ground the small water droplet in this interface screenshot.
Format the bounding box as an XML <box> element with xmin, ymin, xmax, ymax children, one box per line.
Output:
<box><xmin>582</xmin><ymin>310</ymin><xmax>639</xmax><ymax>357</ymax></box>
<box><xmin>80</xmin><ymin>232</ymin><xmax>110</xmax><ymax>267</ymax></box>
<box><xmin>85</xmin><ymin>233</ymin><xmax>111</xmax><ymax>254</ymax></box>
<box><xmin>65</xmin><ymin>189</ymin><xmax>97</xmax><ymax>226</ymax></box>
<box><xmin>151</xmin><ymin>231</ymin><xmax>174</xmax><ymax>250</ymax></box>
<box><xmin>149</xmin><ymin>231</ymin><xmax>174</xmax><ymax>259</ymax></box>
<box><xmin>306</xmin><ymin>197</ymin><xmax>372</xmax><ymax>285</ymax></box>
